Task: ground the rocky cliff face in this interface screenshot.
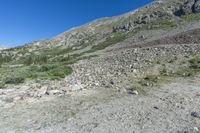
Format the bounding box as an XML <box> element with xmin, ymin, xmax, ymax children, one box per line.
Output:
<box><xmin>174</xmin><ymin>0</ymin><xmax>200</xmax><ymax>15</ymax></box>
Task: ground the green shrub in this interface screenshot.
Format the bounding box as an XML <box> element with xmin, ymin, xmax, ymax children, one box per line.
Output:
<box><xmin>87</xmin><ymin>33</ymin><xmax>126</xmax><ymax>53</ymax></box>
<box><xmin>27</xmin><ymin>73</ymin><xmax>38</xmax><ymax>79</ymax></box>
<box><xmin>174</xmin><ymin>68</ymin><xmax>194</xmax><ymax>77</ymax></box>
<box><xmin>171</xmin><ymin>56</ymin><xmax>200</xmax><ymax>77</ymax></box>
<box><xmin>189</xmin><ymin>56</ymin><xmax>200</xmax><ymax>69</ymax></box>
<box><xmin>50</xmin><ymin>71</ymin><xmax>65</xmax><ymax>78</ymax></box>
<box><xmin>31</xmin><ymin>64</ymin><xmax>58</xmax><ymax>72</ymax></box>
<box><xmin>139</xmin><ymin>75</ymin><xmax>165</xmax><ymax>87</ymax></box>
<box><xmin>52</xmin><ymin>66</ymin><xmax>72</xmax><ymax>75</ymax></box>
<box><xmin>0</xmin><ymin>54</ymin><xmax>12</xmax><ymax>64</ymax></box>
<box><xmin>23</xmin><ymin>54</ymin><xmax>48</xmax><ymax>65</ymax></box>
<box><xmin>27</xmin><ymin>64</ymin><xmax>73</xmax><ymax>80</ymax></box>
<box><xmin>150</xmin><ymin>18</ymin><xmax>177</xmax><ymax>30</ymax></box>
<box><xmin>181</xmin><ymin>13</ymin><xmax>200</xmax><ymax>22</ymax></box>
<box><xmin>46</xmin><ymin>66</ymin><xmax>73</xmax><ymax>80</ymax></box>
<box><xmin>5</xmin><ymin>77</ymin><xmax>25</xmax><ymax>84</ymax></box>
<box><xmin>144</xmin><ymin>75</ymin><xmax>160</xmax><ymax>83</ymax></box>
<box><xmin>0</xmin><ymin>81</ymin><xmax>5</xmax><ymax>88</ymax></box>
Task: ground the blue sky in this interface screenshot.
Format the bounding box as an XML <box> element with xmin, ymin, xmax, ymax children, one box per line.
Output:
<box><xmin>0</xmin><ymin>0</ymin><xmax>153</xmax><ymax>47</ymax></box>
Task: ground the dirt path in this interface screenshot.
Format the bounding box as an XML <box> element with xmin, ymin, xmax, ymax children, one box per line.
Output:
<box><xmin>0</xmin><ymin>76</ymin><xmax>200</xmax><ymax>133</ymax></box>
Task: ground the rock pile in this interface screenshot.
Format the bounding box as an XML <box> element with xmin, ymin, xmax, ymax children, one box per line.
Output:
<box><xmin>0</xmin><ymin>43</ymin><xmax>200</xmax><ymax>108</ymax></box>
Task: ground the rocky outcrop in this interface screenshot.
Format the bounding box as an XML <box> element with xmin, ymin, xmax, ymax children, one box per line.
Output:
<box><xmin>194</xmin><ymin>0</ymin><xmax>200</xmax><ymax>13</ymax></box>
<box><xmin>113</xmin><ymin>8</ymin><xmax>174</xmax><ymax>32</ymax></box>
<box><xmin>181</xmin><ymin>0</ymin><xmax>195</xmax><ymax>15</ymax></box>
<box><xmin>174</xmin><ymin>0</ymin><xmax>200</xmax><ymax>16</ymax></box>
<box><xmin>112</xmin><ymin>14</ymin><xmax>152</xmax><ymax>32</ymax></box>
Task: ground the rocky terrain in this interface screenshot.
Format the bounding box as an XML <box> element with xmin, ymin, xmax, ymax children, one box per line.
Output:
<box><xmin>0</xmin><ymin>0</ymin><xmax>200</xmax><ymax>132</ymax></box>
<box><xmin>1</xmin><ymin>75</ymin><xmax>200</xmax><ymax>133</ymax></box>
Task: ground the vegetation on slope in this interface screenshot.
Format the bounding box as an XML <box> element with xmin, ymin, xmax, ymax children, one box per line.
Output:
<box><xmin>128</xmin><ymin>54</ymin><xmax>200</xmax><ymax>94</ymax></box>
<box><xmin>1</xmin><ymin>0</ymin><xmax>200</xmax><ymax>89</ymax></box>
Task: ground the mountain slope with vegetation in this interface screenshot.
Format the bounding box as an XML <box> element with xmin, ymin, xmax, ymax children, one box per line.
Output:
<box><xmin>1</xmin><ymin>0</ymin><xmax>200</xmax><ymax>87</ymax></box>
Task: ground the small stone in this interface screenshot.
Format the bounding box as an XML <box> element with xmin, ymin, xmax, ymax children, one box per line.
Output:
<box><xmin>194</xmin><ymin>127</ymin><xmax>199</xmax><ymax>132</ymax></box>
<box><xmin>177</xmin><ymin>131</ymin><xmax>189</xmax><ymax>133</ymax></box>
<box><xmin>196</xmin><ymin>93</ymin><xmax>200</xmax><ymax>97</ymax></box>
<box><xmin>35</xmin><ymin>86</ymin><xmax>48</xmax><ymax>97</ymax></box>
<box><xmin>71</xmin><ymin>84</ymin><xmax>83</xmax><ymax>91</ymax></box>
<box><xmin>110</xmin><ymin>80</ymin><xmax>114</xmax><ymax>85</ymax></box>
<box><xmin>0</xmin><ymin>100</ymin><xmax>5</xmax><ymax>107</ymax></box>
<box><xmin>191</xmin><ymin>112</ymin><xmax>200</xmax><ymax>119</ymax></box>
<box><xmin>128</xmin><ymin>90</ymin><xmax>139</xmax><ymax>95</ymax></box>
<box><xmin>153</xmin><ymin>106</ymin><xmax>159</xmax><ymax>110</ymax></box>
<box><xmin>47</xmin><ymin>90</ymin><xmax>62</xmax><ymax>95</ymax></box>
<box><xmin>4</xmin><ymin>103</ymin><xmax>15</xmax><ymax>108</ymax></box>
<box><xmin>13</xmin><ymin>96</ymin><xmax>22</xmax><ymax>102</ymax></box>
<box><xmin>4</xmin><ymin>97</ymin><xmax>14</xmax><ymax>103</ymax></box>
<box><xmin>20</xmin><ymin>85</ymin><xmax>30</xmax><ymax>91</ymax></box>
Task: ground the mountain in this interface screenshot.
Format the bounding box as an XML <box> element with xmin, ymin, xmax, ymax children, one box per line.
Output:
<box><xmin>1</xmin><ymin>0</ymin><xmax>200</xmax><ymax>132</ymax></box>
<box><xmin>1</xmin><ymin>0</ymin><xmax>200</xmax><ymax>58</ymax></box>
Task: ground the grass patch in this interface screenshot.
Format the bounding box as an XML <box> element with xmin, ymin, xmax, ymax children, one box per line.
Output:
<box><xmin>181</xmin><ymin>13</ymin><xmax>200</xmax><ymax>22</ymax></box>
<box><xmin>189</xmin><ymin>56</ymin><xmax>200</xmax><ymax>69</ymax></box>
<box><xmin>22</xmin><ymin>54</ymin><xmax>48</xmax><ymax>65</ymax></box>
<box><xmin>87</xmin><ymin>33</ymin><xmax>126</xmax><ymax>53</ymax></box>
<box><xmin>173</xmin><ymin>68</ymin><xmax>194</xmax><ymax>77</ymax></box>
<box><xmin>0</xmin><ymin>44</ymin><xmax>100</xmax><ymax>88</ymax></box>
<box><xmin>0</xmin><ymin>54</ymin><xmax>12</xmax><ymax>65</ymax></box>
<box><xmin>27</xmin><ymin>64</ymin><xmax>73</xmax><ymax>80</ymax></box>
<box><xmin>139</xmin><ymin>75</ymin><xmax>166</xmax><ymax>87</ymax></box>
<box><xmin>172</xmin><ymin>56</ymin><xmax>200</xmax><ymax>77</ymax></box>
<box><xmin>47</xmin><ymin>66</ymin><xmax>73</xmax><ymax>80</ymax></box>
<box><xmin>5</xmin><ymin>77</ymin><xmax>25</xmax><ymax>84</ymax></box>
<box><xmin>0</xmin><ymin>81</ymin><xmax>5</xmax><ymax>88</ymax></box>
<box><xmin>0</xmin><ymin>62</ymin><xmax>73</xmax><ymax>87</ymax></box>
<box><xmin>149</xmin><ymin>18</ymin><xmax>177</xmax><ymax>30</ymax></box>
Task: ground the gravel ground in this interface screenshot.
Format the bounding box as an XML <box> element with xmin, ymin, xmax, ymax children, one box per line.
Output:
<box><xmin>0</xmin><ymin>75</ymin><xmax>199</xmax><ymax>133</ymax></box>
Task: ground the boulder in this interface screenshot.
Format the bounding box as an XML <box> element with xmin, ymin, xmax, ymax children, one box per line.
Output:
<box><xmin>136</xmin><ymin>14</ymin><xmax>151</xmax><ymax>24</ymax></box>
<box><xmin>180</xmin><ymin>0</ymin><xmax>195</xmax><ymax>15</ymax></box>
<box><xmin>47</xmin><ymin>90</ymin><xmax>62</xmax><ymax>95</ymax></box>
<box><xmin>191</xmin><ymin>112</ymin><xmax>200</xmax><ymax>119</ymax></box>
<box><xmin>128</xmin><ymin>90</ymin><xmax>139</xmax><ymax>95</ymax></box>
<box><xmin>34</xmin><ymin>86</ymin><xmax>48</xmax><ymax>97</ymax></box>
<box><xmin>194</xmin><ymin>0</ymin><xmax>200</xmax><ymax>13</ymax></box>
<box><xmin>71</xmin><ymin>83</ymin><xmax>83</xmax><ymax>91</ymax></box>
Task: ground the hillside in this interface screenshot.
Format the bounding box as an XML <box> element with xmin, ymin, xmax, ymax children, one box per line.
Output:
<box><xmin>0</xmin><ymin>0</ymin><xmax>200</xmax><ymax>132</ymax></box>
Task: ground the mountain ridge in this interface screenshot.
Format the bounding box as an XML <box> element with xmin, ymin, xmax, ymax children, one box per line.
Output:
<box><xmin>16</xmin><ymin>0</ymin><xmax>199</xmax><ymax>50</ymax></box>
